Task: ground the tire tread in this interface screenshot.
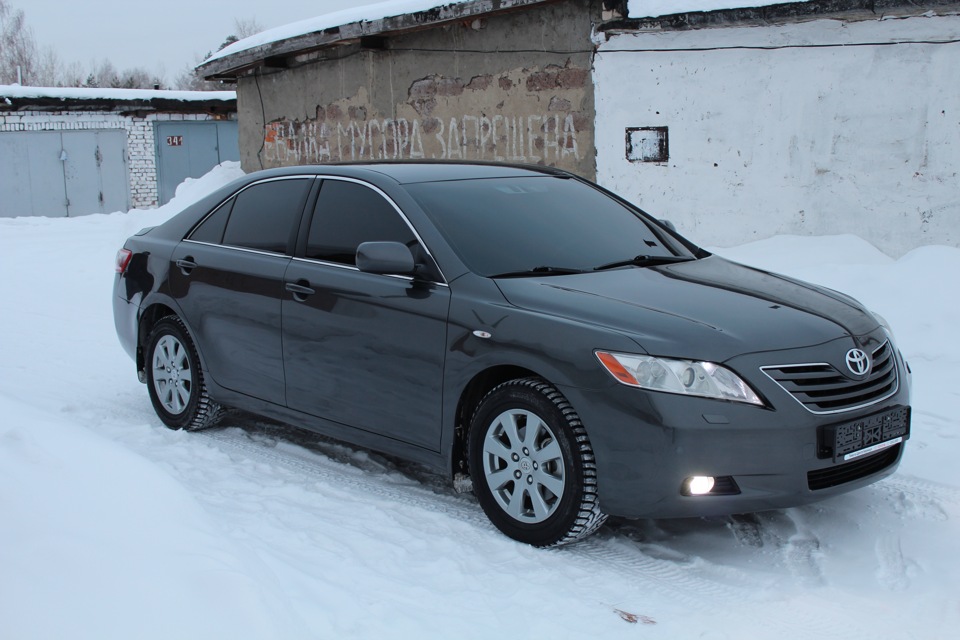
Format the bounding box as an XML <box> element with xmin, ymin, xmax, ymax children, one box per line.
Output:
<box><xmin>470</xmin><ymin>376</ymin><xmax>607</xmax><ymax>547</ymax></box>
<box><xmin>146</xmin><ymin>315</ymin><xmax>224</xmax><ymax>432</ymax></box>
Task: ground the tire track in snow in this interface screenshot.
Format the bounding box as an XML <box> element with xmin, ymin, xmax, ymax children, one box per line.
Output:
<box><xmin>883</xmin><ymin>474</ymin><xmax>960</xmax><ymax>502</ymax></box>
<box><xmin>573</xmin><ymin>535</ymin><xmax>752</xmax><ymax>612</ymax></box>
<box><xmin>874</xmin><ymin>534</ymin><xmax>912</xmax><ymax>592</ymax></box>
<box><xmin>200</xmin><ymin>424</ymin><xmax>761</xmax><ymax>623</ymax></box>
<box><xmin>195</xmin><ymin>423</ymin><xmax>859</xmax><ymax>637</ymax></box>
<box><xmin>781</xmin><ymin>509</ymin><xmax>825</xmax><ymax>586</ymax></box>
<box><xmin>724</xmin><ymin>511</ymin><xmax>822</xmax><ymax>584</ymax></box>
<box><xmin>198</xmin><ymin>425</ymin><xmax>493</xmax><ymax>530</ymax></box>
<box><xmin>873</xmin><ymin>475</ymin><xmax>958</xmax><ymax>522</ymax></box>
<box><xmin>195</xmin><ymin>422</ymin><xmax>940</xmax><ymax>640</ymax></box>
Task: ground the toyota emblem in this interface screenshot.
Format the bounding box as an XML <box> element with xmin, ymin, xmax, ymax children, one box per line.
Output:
<box><xmin>845</xmin><ymin>348</ymin><xmax>870</xmax><ymax>376</ymax></box>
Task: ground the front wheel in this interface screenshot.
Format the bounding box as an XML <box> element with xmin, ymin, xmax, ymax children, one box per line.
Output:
<box><xmin>468</xmin><ymin>377</ymin><xmax>607</xmax><ymax>546</ymax></box>
<box><xmin>145</xmin><ymin>316</ymin><xmax>223</xmax><ymax>431</ymax></box>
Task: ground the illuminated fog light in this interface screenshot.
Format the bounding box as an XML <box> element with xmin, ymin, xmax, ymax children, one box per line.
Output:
<box><xmin>685</xmin><ymin>476</ymin><xmax>716</xmax><ymax>495</ymax></box>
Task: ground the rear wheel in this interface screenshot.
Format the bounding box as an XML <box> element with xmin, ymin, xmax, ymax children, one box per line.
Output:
<box><xmin>145</xmin><ymin>316</ymin><xmax>223</xmax><ymax>431</ymax></box>
<box><xmin>469</xmin><ymin>377</ymin><xmax>607</xmax><ymax>546</ymax></box>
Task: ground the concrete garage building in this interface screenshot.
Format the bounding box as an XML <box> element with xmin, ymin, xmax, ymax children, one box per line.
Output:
<box><xmin>0</xmin><ymin>86</ymin><xmax>238</xmax><ymax>218</ymax></box>
<box><xmin>198</xmin><ymin>0</ymin><xmax>960</xmax><ymax>256</ymax></box>
<box><xmin>199</xmin><ymin>0</ymin><xmax>599</xmax><ymax>178</ymax></box>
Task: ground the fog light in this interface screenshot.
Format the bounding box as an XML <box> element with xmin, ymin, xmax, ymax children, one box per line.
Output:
<box><xmin>685</xmin><ymin>476</ymin><xmax>715</xmax><ymax>496</ymax></box>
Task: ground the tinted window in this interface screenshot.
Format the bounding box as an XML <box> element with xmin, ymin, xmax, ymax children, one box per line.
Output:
<box><xmin>222</xmin><ymin>179</ymin><xmax>311</xmax><ymax>253</ymax></box>
<box><xmin>307</xmin><ymin>180</ymin><xmax>416</xmax><ymax>265</ymax></box>
<box><xmin>406</xmin><ymin>176</ymin><xmax>688</xmax><ymax>276</ymax></box>
<box><xmin>189</xmin><ymin>199</ymin><xmax>233</xmax><ymax>244</ymax></box>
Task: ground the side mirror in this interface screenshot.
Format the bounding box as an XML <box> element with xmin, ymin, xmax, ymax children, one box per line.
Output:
<box><xmin>356</xmin><ymin>241</ymin><xmax>417</xmax><ymax>276</ymax></box>
<box><xmin>659</xmin><ymin>219</ymin><xmax>677</xmax><ymax>232</ymax></box>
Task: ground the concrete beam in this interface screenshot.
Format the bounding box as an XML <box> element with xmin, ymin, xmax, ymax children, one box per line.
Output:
<box><xmin>198</xmin><ymin>0</ymin><xmax>560</xmax><ymax>81</ymax></box>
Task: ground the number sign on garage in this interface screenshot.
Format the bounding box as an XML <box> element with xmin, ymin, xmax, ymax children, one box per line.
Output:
<box><xmin>155</xmin><ymin>121</ymin><xmax>239</xmax><ymax>205</ymax></box>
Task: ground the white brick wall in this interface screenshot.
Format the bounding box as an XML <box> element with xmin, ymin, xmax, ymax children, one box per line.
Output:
<box><xmin>0</xmin><ymin>110</ymin><xmax>225</xmax><ymax>210</ymax></box>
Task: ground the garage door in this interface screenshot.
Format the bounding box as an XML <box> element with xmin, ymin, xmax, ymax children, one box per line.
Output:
<box><xmin>0</xmin><ymin>130</ymin><xmax>129</xmax><ymax>218</ymax></box>
<box><xmin>156</xmin><ymin>121</ymin><xmax>239</xmax><ymax>205</ymax></box>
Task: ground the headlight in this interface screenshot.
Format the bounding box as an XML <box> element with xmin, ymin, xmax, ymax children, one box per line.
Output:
<box><xmin>596</xmin><ymin>351</ymin><xmax>764</xmax><ymax>405</ymax></box>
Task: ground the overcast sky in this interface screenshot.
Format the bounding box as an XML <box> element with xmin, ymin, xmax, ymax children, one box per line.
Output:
<box><xmin>22</xmin><ymin>0</ymin><xmax>382</xmax><ymax>83</ymax></box>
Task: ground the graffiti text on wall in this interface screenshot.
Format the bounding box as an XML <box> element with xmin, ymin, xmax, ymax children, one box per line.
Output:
<box><xmin>263</xmin><ymin>113</ymin><xmax>582</xmax><ymax>165</ymax></box>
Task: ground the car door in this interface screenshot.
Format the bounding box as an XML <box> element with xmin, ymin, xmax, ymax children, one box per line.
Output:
<box><xmin>169</xmin><ymin>176</ymin><xmax>313</xmax><ymax>405</ymax></box>
<box><xmin>281</xmin><ymin>178</ymin><xmax>450</xmax><ymax>450</ymax></box>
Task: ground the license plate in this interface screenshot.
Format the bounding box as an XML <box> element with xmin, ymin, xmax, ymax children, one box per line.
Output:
<box><xmin>822</xmin><ymin>406</ymin><xmax>910</xmax><ymax>462</ymax></box>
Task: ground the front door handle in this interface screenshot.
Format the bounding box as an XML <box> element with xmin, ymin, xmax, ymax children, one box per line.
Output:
<box><xmin>285</xmin><ymin>281</ymin><xmax>315</xmax><ymax>301</ymax></box>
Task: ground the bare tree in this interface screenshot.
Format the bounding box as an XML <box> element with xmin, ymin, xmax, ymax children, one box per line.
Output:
<box><xmin>219</xmin><ymin>16</ymin><xmax>264</xmax><ymax>51</ymax></box>
<box><xmin>0</xmin><ymin>0</ymin><xmax>39</xmax><ymax>84</ymax></box>
<box><xmin>78</xmin><ymin>58</ymin><xmax>166</xmax><ymax>89</ymax></box>
<box><xmin>58</xmin><ymin>59</ymin><xmax>86</xmax><ymax>87</ymax></box>
<box><xmin>33</xmin><ymin>45</ymin><xmax>59</xmax><ymax>85</ymax></box>
<box><xmin>175</xmin><ymin>17</ymin><xmax>262</xmax><ymax>91</ymax></box>
<box><xmin>174</xmin><ymin>51</ymin><xmax>225</xmax><ymax>91</ymax></box>
<box><xmin>3</xmin><ymin>3</ymin><xmax>254</xmax><ymax>90</ymax></box>
<box><xmin>1</xmin><ymin>0</ymin><xmax>75</xmax><ymax>87</ymax></box>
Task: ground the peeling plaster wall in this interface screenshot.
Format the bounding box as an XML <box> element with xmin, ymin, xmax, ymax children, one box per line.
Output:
<box><xmin>236</xmin><ymin>1</ymin><xmax>597</xmax><ymax>178</ymax></box>
<box><xmin>595</xmin><ymin>14</ymin><xmax>960</xmax><ymax>257</ymax></box>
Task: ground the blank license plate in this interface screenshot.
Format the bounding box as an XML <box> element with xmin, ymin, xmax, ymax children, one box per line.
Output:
<box><xmin>824</xmin><ymin>406</ymin><xmax>910</xmax><ymax>462</ymax></box>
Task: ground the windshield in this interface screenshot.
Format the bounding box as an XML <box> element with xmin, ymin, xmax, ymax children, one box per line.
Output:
<box><xmin>405</xmin><ymin>176</ymin><xmax>691</xmax><ymax>277</ymax></box>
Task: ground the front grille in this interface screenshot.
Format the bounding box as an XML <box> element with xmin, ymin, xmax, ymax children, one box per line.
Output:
<box><xmin>762</xmin><ymin>341</ymin><xmax>898</xmax><ymax>414</ymax></box>
<box><xmin>807</xmin><ymin>443</ymin><xmax>901</xmax><ymax>491</ymax></box>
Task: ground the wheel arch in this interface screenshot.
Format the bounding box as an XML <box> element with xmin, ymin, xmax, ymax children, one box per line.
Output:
<box><xmin>137</xmin><ymin>304</ymin><xmax>173</xmax><ymax>374</ymax></box>
<box><xmin>463</xmin><ymin>374</ymin><xmax>608</xmax><ymax>545</ymax></box>
<box><xmin>451</xmin><ymin>364</ymin><xmax>541</xmax><ymax>480</ymax></box>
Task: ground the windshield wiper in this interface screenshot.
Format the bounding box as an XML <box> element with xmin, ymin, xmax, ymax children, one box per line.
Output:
<box><xmin>490</xmin><ymin>265</ymin><xmax>585</xmax><ymax>278</ymax></box>
<box><xmin>593</xmin><ymin>255</ymin><xmax>695</xmax><ymax>272</ymax></box>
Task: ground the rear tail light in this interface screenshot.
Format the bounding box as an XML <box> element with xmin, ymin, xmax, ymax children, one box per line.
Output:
<box><xmin>116</xmin><ymin>249</ymin><xmax>133</xmax><ymax>274</ymax></box>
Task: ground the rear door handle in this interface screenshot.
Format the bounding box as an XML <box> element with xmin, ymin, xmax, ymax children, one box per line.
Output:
<box><xmin>176</xmin><ymin>257</ymin><xmax>197</xmax><ymax>275</ymax></box>
<box><xmin>285</xmin><ymin>281</ymin><xmax>315</xmax><ymax>300</ymax></box>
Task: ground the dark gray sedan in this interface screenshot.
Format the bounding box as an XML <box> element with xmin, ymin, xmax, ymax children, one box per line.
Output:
<box><xmin>113</xmin><ymin>163</ymin><xmax>911</xmax><ymax>546</ymax></box>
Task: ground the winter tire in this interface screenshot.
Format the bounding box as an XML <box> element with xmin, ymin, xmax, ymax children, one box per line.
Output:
<box><xmin>469</xmin><ymin>377</ymin><xmax>607</xmax><ymax>546</ymax></box>
<box><xmin>145</xmin><ymin>316</ymin><xmax>223</xmax><ymax>431</ymax></box>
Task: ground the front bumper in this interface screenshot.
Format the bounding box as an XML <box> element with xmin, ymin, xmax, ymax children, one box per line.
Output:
<box><xmin>560</xmin><ymin>339</ymin><xmax>912</xmax><ymax>519</ymax></box>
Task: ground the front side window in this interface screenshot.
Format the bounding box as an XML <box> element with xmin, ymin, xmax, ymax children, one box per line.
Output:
<box><xmin>218</xmin><ymin>178</ymin><xmax>311</xmax><ymax>254</ymax></box>
<box><xmin>306</xmin><ymin>180</ymin><xmax>416</xmax><ymax>265</ymax></box>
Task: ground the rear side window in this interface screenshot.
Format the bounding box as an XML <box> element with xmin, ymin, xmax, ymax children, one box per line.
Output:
<box><xmin>219</xmin><ymin>178</ymin><xmax>311</xmax><ymax>254</ymax></box>
<box><xmin>189</xmin><ymin>199</ymin><xmax>233</xmax><ymax>244</ymax></box>
<box><xmin>306</xmin><ymin>180</ymin><xmax>416</xmax><ymax>265</ymax></box>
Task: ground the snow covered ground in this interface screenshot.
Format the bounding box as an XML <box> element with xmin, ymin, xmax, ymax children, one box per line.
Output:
<box><xmin>1</xmin><ymin>164</ymin><xmax>958</xmax><ymax>639</ymax></box>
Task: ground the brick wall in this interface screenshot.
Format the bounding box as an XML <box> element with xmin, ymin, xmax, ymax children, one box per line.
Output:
<box><xmin>0</xmin><ymin>110</ymin><xmax>221</xmax><ymax>210</ymax></box>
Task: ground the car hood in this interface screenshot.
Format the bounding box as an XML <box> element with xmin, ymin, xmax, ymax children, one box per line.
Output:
<box><xmin>493</xmin><ymin>256</ymin><xmax>879</xmax><ymax>362</ymax></box>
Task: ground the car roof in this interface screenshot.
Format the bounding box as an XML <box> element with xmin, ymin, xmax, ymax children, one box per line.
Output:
<box><xmin>244</xmin><ymin>161</ymin><xmax>570</xmax><ymax>185</ymax></box>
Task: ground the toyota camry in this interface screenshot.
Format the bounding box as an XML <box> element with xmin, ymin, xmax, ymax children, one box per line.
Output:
<box><xmin>113</xmin><ymin>163</ymin><xmax>911</xmax><ymax>546</ymax></box>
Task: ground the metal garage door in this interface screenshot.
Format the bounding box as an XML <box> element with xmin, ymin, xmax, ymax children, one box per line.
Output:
<box><xmin>156</xmin><ymin>120</ymin><xmax>239</xmax><ymax>205</ymax></box>
<box><xmin>0</xmin><ymin>130</ymin><xmax>129</xmax><ymax>218</ymax></box>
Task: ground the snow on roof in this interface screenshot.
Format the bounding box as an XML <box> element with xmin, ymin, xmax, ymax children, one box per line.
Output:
<box><xmin>200</xmin><ymin>0</ymin><xmax>817</xmax><ymax>73</ymax></box>
<box><xmin>0</xmin><ymin>84</ymin><xmax>235</xmax><ymax>103</ymax></box>
<box><xmin>627</xmin><ymin>0</ymin><xmax>812</xmax><ymax>19</ymax></box>
<box><xmin>205</xmin><ymin>0</ymin><xmax>476</xmax><ymax>65</ymax></box>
